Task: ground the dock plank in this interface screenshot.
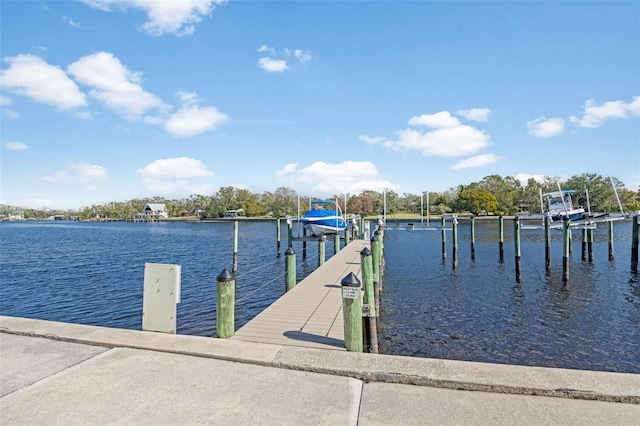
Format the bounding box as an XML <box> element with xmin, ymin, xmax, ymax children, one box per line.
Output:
<box><xmin>231</xmin><ymin>240</ymin><xmax>369</xmax><ymax>351</ymax></box>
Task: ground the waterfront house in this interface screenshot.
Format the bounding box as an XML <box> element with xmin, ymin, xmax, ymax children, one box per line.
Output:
<box><xmin>142</xmin><ymin>203</ymin><xmax>168</xmax><ymax>219</ymax></box>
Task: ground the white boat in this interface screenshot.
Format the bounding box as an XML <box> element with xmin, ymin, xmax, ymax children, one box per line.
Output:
<box><xmin>302</xmin><ymin>200</ymin><xmax>347</xmax><ymax>236</ymax></box>
<box><xmin>542</xmin><ymin>190</ymin><xmax>585</xmax><ymax>221</ymax></box>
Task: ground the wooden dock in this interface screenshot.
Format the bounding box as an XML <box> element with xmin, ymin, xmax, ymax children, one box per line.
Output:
<box><xmin>231</xmin><ymin>239</ymin><xmax>369</xmax><ymax>351</ymax></box>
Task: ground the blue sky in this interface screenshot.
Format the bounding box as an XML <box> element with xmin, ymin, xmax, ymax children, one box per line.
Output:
<box><xmin>1</xmin><ymin>1</ymin><xmax>639</xmax><ymax>210</ymax></box>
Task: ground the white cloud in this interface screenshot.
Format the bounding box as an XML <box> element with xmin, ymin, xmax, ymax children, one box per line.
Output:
<box><xmin>258</xmin><ymin>57</ymin><xmax>288</xmax><ymax>73</ymax></box>
<box><xmin>515</xmin><ymin>174</ymin><xmax>545</xmax><ymax>186</ymax></box>
<box><xmin>63</xmin><ymin>16</ymin><xmax>81</xmax><ymax>27</ymax></box>
<box><xmin>363</xmin><ymin>110</ymin><xmax>490</xmax><ymax>157</ymax></box>
<box><xmin>137</xmin><ymin>157</ymin><xmax>214</xmax><ymax>194</ymax></box>
<box><xmin>42</xmin><ymin>162</ymin><xmax>107</xmax><ymax>186</ymax></box>
<box><xmin>527</xmin><ymin>117</ymin><xmax>565</xmax><ymax>138</ymax></box>
<box><xmin>1</xmin><ymin>198</ymin><xmax>56</xmax><ymax>209</ymax></box>
<box><xmin>256</xmin><ymin>45</ymin><xmax>313</xmax><ymax>73</ymax></box>
<box><xmin>277</xmin><ymin>160</ymin><xmax>398</xmax><ymax>195</ymax></box>
<box><xmin>275</xmin><ymin>163</ymin><xmax>298</xmax><ymax>177</ymax></box>
<box><xmin>81</xmin><ymin>0</ymin><xmax>223</xmax><ymax>36</ymax></box>
<box><xmin>451</xmin><ymin>154</ymin><xmax>499</xmax><ymax>170</ymax></box>
<box><xmin>0</xmin><ymin>54</ymin><xmax>87</xmax><ymax>111</ymax></box>
<box><xmin>4</xmin><ymin>141</ymin><xmax>28</xmax><ymax>151</ymax></box>
<box><xmin>456</xmin><ymin>108</ymin><xmax>491</xmax><ymax>122</ymax></box>
<box><xmin>0</xmin><ymin>96</ymin><xmax>11</xmax><ymax>105</ymax></box>
<box><xmin>164</xmin><ymin>105</ymin><xmax>228</xmax><ymax>137</ymax></box>
<box><xmin>569</xmin><ymin>96</ymin><xmax>639</xmax><ymax>128</ymax></box>
<box><xmin>408</xmin><ymin>111</ymin><xmax>460</xmax><ymax>128</ymax></box>
<box><xmin>67</xmin><ymin>52</ymin><xmax>165</xmax><ymax>120</ymax></box>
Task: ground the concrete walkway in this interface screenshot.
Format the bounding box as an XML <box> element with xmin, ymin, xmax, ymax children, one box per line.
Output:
<box><xmin>1</xmin><ymin>316</ymin><xmax>639</xmax><ymax>425</ymax></box>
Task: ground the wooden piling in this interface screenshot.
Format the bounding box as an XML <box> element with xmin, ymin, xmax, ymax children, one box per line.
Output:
<box><xmin>581</xmin><ymin>228</ymin><xmax>588</xmax><ymax>261</ymax></box>
<box><xmin>562</xmin><ymin>218</ymin><xmax>570</xmax><ymax>283</ymax></box>
<box><xmin>302</xmin><ymin>226</ymin><xmax>307</xmax><ymax>261</ymax></box>
<box><xmin>588</xmin><ymin>228</ymin><xmax>594</xmax><ymax>263</ymax></box>
<box><xmin>287</xmin><ymin>218</ymin><xmax>293</xmax><ymax>248</ymax></box>
<box><xmin>470</xmin><ymin>216</ymin><xmax>476</xmax><ymax>260</ymax></box>
<box><xmin>632</xmin><ymin>215</ymin><xmax>639</xmax><ymax>273</ymax></box>
<box><xmin>544</xmin><ymin>216</ymin><xmax>551</xmax><ymax>272</ymax></box>
<box><xmin>499</xmin><ymin>215</ymin><xmax>504</xmax><ymax>262</ymax></box>
<box><xmin>360</xmin><ymin>247</ymin><xmax>378</xmax><ymax>354</ymax></box>
<box><xmin>285</xmin><ymin>247</ymin><xmax>296</xmax><ymax>292</ymax></box>
<box><xmin>233</xmin><ymin>220</ymin><xmax>239</xmax><ymax>274</ymax></box>
<box><xmin>341</xmin><ymin>272</ymin><xmax>363</xmax><ymax>352</ymax></box>
<box><xmin>334</xmin><ymin>233</ymin><xmax>340</xmax><ymax>254</ymax></box>
<box><xmin>216</xmin><ymin>268</ymin><xmax>235</xmax><ymax>338</ymax></box>
<box><xmin>452</xmin><ymin>217</ymin><xmax>458</xmax><ymax>270</ymax></box>
<box><xmin>514</xmin><ymin>217</ymin><xmax>522</xmax><ymax>283</ymax></box>
<box><xmin>345</xmin><ymin>226</ymin><xmax>350</xmax><ymax>246</ymax></box>
<box><xmin>371</xmin><ymin>235</ymin><xmax>380</xmax><ymax>285</ymax></box>
<box><xmin>441</xmin><ymin>216</ymin><xmax>447</xmax><ymax>260</ymax></box>
<box><xmin>276</xmin><ymin>218</ymin><xmax>281</xmax><ymax>257</ymax></box>
<box><xmin>608</xmin><ymin>220</ymin><xmax>614</xmax><ymax>261</ymax></box>
<box><xmin>318</xmin><ymin>236</ymin><xmax>326</xmax><ymax>267</ymax></box>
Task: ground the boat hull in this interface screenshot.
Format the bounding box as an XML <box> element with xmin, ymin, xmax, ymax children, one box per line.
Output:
<box><xmin>302</xmin><ymin>217</ymin><xmax>346</xmax><ymax>236</ymax></box>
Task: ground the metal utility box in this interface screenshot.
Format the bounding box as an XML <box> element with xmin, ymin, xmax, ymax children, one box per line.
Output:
<box><xmin>142</xmin><ymin>263</ymin><xmax>181</xmax><ymax>334</ymax></box>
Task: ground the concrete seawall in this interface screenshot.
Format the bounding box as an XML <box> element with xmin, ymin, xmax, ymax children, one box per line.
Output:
<box><xmin>2</xmin><ymin>315</ymin><xmax>639</xmax><ymax>425</ymax></box>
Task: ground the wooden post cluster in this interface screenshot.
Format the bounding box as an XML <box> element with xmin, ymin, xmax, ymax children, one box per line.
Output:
<box><xmin>285</xmin><ymin>247</ymin><xmax>296</xmax><ymax>292</ymax></box>
<box><xmin>514</xmin><ymin>217</ymin><xmax>522</xmax><ymax>283</ymax></box>
<box><xmin>216</xmin><ymin>268</ymin><xmax>235</xmax><ymax>338</ymax></box>
<box><xmin>341</xmin><ymin>272</ymin><xmax>363</xmax><ymax>352</ymax></box>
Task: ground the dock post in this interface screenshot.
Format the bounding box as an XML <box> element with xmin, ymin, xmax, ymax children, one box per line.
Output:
<box><xmin>470</xmin><ymin>216</ymin><xmax>476</xmax><ymax>260</ymax></box>
<box><xmin>216</xmin><ymin>268</ymin><xmax>235</xmax><ymax>338</ymax></box>
<box><xmin>562</xmin><ymin>218</ymin><xmax>570</xmax><ymax>283</ymax></box>
<box><xmin>588</xmin><ymin>228</ymin><xmax>594</xmax><ymax>263</ymax></box>
<box><xmin>233</xmin><ymin>220</ymin><xmax>239</xmax><ymax>274</ymax></box>
<box><xmin>359</xmin><ymin>217</ymin><xmax>365</xmax><ymax>239</ymax></box>
<box><xmin>334</xmin><ymin>233</ymin><xmax>341</xmax><ymax>255</ymax></box>
<box><xmin>302</xmin><ymin>226</ymin><xmax>307</xmax><ymax>261</ymax></box>
<box><xmin>371</xmin><ymin>235</ymin><xmax>380</xmax><ymax>286</ymax></box>
<box><xmin>360</xmin><ymin>247</ymin><xmax>378</xmax><ymax>354</ymax></box>
<box><xmin>341</xmin><ymin>272</ymin><xmax>363</xmax><ymax>352</ymax></box>
<box><xmin>499</xmin><ymin>215</ymin><xmax>504</xmax><ymax>262</ymax></box>
<box><xmin>285</xmin><ymin>247</ymin><xmax>296</xmax><ymax>292</ymax></box>
<box><xmin>276</xmin><ymin>218</ymin><xmax>281</xmax><ymax>257</ymax></box>
<box><xmin>287</xmin><ymin>218</ymin><xmax>293</xmax><ymax>248</ymax></box>
<box><xmin>545</xmin><ymin>216</ymin><xmax>551</xmax><ymax>272</ymax></box>
<box><xmin>581</xmin><ymin>228</ymin><xmax>588</xmax><ymax>261</ymax></box>
<box><xmin>344</xmin><ymin>226</ymin><xmax>350</xmax><ymax>246</ymax></box>
<box><xmin>318</xmin><ymin>236</ymin><xmax>326</xmax><ymax>267</ymax></box>
<box><xmin>452</xmin><ymin>216</ymin><xmax>458</xmax><ymax>270</ymax></box>
<box><xmin>632</xmin><ymin>215</ymin><xmax>639</xmax><ymax>273</ymax></box>
<box><xmin>441</xmin><ymin>216</ymin><xmax>447</xmax><ymax>260</ymax></box>
<box><xmin>608</xmin><ymin>221</ymin><xmax>615</xmax><ymax>261</ymax></box>
<box><xmin>514</xmin><ymin>217</ymin><xmax>522</xmax><ymax>283</ymax></box>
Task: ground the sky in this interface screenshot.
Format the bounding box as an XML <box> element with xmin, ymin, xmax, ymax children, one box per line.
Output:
<box><xmin>1</xmin><ymin>1</ymin><xmax>639</xmax><ymax>210</ymax></box>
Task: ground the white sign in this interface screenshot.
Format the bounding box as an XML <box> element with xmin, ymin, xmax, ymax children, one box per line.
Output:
<box><xmin>342</xmin><ymin>287</ymin><xmax>359</xmax><ymax>300</ymax></box>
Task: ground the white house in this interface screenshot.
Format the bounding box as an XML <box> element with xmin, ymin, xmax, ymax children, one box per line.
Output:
<box><xmin>142</xmin><ymin>203</ymin><xmax>168</xmax><ymax>219</ymax></box>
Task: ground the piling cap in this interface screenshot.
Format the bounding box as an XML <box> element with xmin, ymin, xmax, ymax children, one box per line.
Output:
<box><xmin>360</xmin><ymin>247</ymin><xmax>372</xmax><ymax>256</ymax></box>
<box><xmin>217</xmin><ymin>268</ymin><xmax>235</xmax><ymax>282</ymax></box>
<box><xmin>285</xmin><ymin>247</ymin><xmax>295</xmax><ymax>256</ymax></box>
<box><xmin>341</xmin><ymin>272</ymin><xmax>361</xmax><ymax>288</ymax></box>
<box><xmin>370</xmin><ymin>235</ymin><xmax>377</xmax><ymax>242</ymax></box>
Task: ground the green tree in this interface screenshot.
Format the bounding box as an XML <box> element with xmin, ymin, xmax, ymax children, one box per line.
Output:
<box><xmin>455</xmin><ymin>188</ymin><xmax>498</xmax><ymax>215</ymax></box>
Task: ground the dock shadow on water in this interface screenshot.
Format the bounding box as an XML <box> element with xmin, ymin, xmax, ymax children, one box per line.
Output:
<box><xmin>378</xmin><ymin>219</ymin><xmax>640</xmax><ymax>374</ymax></box>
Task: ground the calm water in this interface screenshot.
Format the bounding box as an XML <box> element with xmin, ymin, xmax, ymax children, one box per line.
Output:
<box><xmin>378</xmin><ymin>219</ymin><xmax>640</xmax><ymax>373</ymax></box>
<box><xmin>1</xmin><ymin>219</ymin><xmax>638</xmax><ymax>373</ymax></box>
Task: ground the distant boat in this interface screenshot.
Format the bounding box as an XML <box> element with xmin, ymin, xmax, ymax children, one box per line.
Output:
<box><xmin>302</xmin><ymin>200</ymin><xmax>347</xmax><ymax>236</ymax></box>
<box><xmin>542</xmin><ymin>190</ymin><xmax>585</xmax><ymax>221</ymax></box>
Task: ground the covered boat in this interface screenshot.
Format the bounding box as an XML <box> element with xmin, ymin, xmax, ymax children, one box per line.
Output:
<box><xmin>302</xmin><ymin>200</ymin><xmax>347</xmax><ymax>236</ymax></box>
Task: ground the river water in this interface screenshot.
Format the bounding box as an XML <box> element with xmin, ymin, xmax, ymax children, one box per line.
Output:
<box><xmin>1</xmin><ymin>219</ymin><xmax>638</xmax><ymax>373</ymax></box>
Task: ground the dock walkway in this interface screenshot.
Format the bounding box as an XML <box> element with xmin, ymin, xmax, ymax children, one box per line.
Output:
<box><xmin>230</xmin><ymin>239</ymin><xmax>369</xmax><ymax>350</ymax></box>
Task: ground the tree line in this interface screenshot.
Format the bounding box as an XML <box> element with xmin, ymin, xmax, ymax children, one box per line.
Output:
<box><xmin>3</xmin><ymin>173</ymin><xmax>638</xmax><ymax>220</ymax></box>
